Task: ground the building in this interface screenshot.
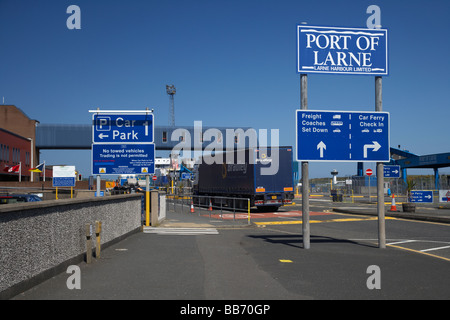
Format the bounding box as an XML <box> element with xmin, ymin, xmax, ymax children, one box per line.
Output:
<box><xmin>0</xmin><ymin>128</ymin><xmax>32</xmax><ymax>181</ymax></box>
<box><xmin>0</xmin><ymin>105</ymin><xmax>49</xmax><ymax>181</ymax></box>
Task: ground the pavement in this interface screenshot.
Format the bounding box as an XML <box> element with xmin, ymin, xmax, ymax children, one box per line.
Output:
<box><xmin>10</xmin><ymin>199</ymin><xmax>450</xmax><ymax>302</ymax></box>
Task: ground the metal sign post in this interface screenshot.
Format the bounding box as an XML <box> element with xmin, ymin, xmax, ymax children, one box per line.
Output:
<box><xmin>300</xmin><ymin>74</ymin><xmax>310</xmax><ymax>250</ymax></box>
<box><xmin>366</xmin><ymin>168</ymin><xmax>373</xmax><ymax>203</ymax></box>
<box><xmin>376</xmin><ymin>76</ymin><xmax>386</xmax><ymax>249</ymax></box>
<box><xmin>146</xmin><ymin>175</ymin><xmax>150</xmax><ymax>227</ymax></box>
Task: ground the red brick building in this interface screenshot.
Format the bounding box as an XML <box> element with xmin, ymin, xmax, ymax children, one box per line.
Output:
<box><xmin>0</xmin><ymin>105</ymin><xmax>50</xmax><ymax>181</ymax></box>
<box><xmin>0</xmin><ymin>128</ymin><xmax>32</xmax><ymax>181</ymax></box>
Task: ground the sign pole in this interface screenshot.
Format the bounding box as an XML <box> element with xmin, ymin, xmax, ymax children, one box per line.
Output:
<box><xmin>96</xmin><ymin>175</ymin><xmax>101</xmax><ymax>197</ymax></box>
<box><xmin>146</xmin><ymin>175</ymin><xmax>150</xmax><ymax>227</ymax></box>
<box><xmin>375</xmin><ymin>76</ymin><xmax>386</xmax><ymax>249</ymax></box>
<box><xmin>301</xmin><ymin>73</ymin><xmax>310</xmax><ymax>250</ymax></box>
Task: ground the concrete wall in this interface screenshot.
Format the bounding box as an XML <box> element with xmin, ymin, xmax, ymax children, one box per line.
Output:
<box><xmin>0</xmin><ymin>194</ymin><xmax>142</xmax><ymax>299</ymax></box>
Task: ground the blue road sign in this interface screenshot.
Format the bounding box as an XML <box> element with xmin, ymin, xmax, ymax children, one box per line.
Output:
<box><xmin>296</xmin><ymin>110</ymin><xmax>390</xmax><ymax>162</ymax></box>
<box><xmin>297</xmin><ymin>25</ymin><xmax>388</xmax><ymax>76</ymax></box>
<box><xmin>410</xmin><ymin>190</ymin><xmax>433</xmax><ymax>203</ymax></box>
<box><xmin>92</xmin><ymin>113</ymin><xmax>154</xmax><ymax>144</ymax></box>
<box><xmin>52</xmin><ymin>177</ymin><xmax>76</xmax><ymax>187</ymax></box>
<box><xmin>384</xmin><ymin>165</ymin><xmax>400</xmax><ymax>178</ymax></box>
<box><xmin>181</xmin><ymin>173</ymin><xmax>191</xmax><ymax>180</ymax></box>
<box><xmin>92</xmin><ymin>144</ymin><xmax>155</xmax><ymax>175</ymax></box>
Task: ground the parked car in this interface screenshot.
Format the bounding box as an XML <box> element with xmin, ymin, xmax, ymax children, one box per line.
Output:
<box><xmin>0</xmin><ymin>194</ymin><xmax>42</xmax><ymax>204</ymax></box>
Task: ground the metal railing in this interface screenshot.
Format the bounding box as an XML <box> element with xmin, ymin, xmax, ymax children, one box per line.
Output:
<box><xmin>166</xmin><ymin>194</ymin><xmax>252</xmax><ymax>224</ymax></box>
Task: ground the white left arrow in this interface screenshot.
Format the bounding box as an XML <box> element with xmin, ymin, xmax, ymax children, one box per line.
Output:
<box><xmin>363</xmin><ymin>141</ymin><xmax>381</xmax><ymax>158</ymax></box>
<box><xmin>317</xmin><ymin>141</ymin><xmax>326</xmax><ymax>158</ymax></box>
<box><xmin>98</xmin><ymin>133</ymin><xmax>109</xmax><ymax>139</ymax></box>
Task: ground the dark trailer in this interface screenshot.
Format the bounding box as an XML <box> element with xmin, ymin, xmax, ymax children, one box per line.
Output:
<box><xmin>194</xmin><ymin>146</ymin><xmax>294</xmax><ymax>211</ymax></box>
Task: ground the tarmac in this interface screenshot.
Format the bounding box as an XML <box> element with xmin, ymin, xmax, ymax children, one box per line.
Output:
<box><xmin>331</xmin><ymin>201</ymin><xmax>450</xmax><ymax>224</ymax></box>
<box><xmin>10</xmin><ymin>199</ymin><xmax>450</xmax><ymax>301</ymax></box>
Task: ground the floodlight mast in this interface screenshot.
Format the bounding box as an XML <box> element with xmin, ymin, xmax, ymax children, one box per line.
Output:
<box><xmin>166</xmin><ymin>84</ymin><xmax>176</xmax><ymax>126</ymax></box>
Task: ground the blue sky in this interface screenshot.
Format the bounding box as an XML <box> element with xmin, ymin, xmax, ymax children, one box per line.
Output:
<box><xmin>0</xmin><ymin>0</ymin><xmax>449</xmax><ymax>178</ymax></box>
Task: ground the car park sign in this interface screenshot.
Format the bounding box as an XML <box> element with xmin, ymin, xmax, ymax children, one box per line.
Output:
<box><xmin>92</xmin><ymin>144</ymin><xmax>155</xmax><ymax>175</ymax></box>
<box><xmin>90</xmin><ymin>110</ymin><xmax>155</xmax><ymax>176</ymax></box>
<box><xmin>93</xmin><ymin>113</ymin><xmax>154</xmax><ymax>144</ymax></box>
<box><xmin>296</xmin><ymin>110</ymin><xmax>390</xmax><ymax>162</ymax></box>
<box><xmin>297</xmin><ymin>25</ymin><xmax>388</xmax><ymax>76</ymax></box>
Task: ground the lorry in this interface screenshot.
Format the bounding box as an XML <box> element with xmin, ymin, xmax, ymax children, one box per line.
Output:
<box><xmin>193</xmin><ymin>146</ymin><xmax>294</xmax><ymax>211</ymax></box>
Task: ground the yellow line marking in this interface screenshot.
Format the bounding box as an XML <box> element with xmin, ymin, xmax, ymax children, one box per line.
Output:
<box><xmin>387</xmin><ymin>244</ymin><xmax>450</xmax><ymax>262</ymax></box>
<box><xmin>279</xmin><ymin>259</ymin><xmax>293</xmax><ymax>263</ymax></box>
<box><xmin>254</xmin><ymin>217</ymin><xmax>396</xmax><ymax>226</ymax></box>
<box><xmin>255</xmin><ymin>220</ymin><xmax>309</xmax><ymax>225</ymax></box>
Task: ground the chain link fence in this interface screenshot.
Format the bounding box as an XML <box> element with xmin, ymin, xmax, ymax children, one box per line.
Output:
<box><xmin>309</xmin><ymin>174</ymin><xmax>450</xmax><ymax>203</ymax></box>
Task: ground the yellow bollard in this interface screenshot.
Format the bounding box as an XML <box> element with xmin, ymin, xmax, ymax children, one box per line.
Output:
<box><xmin>95</xmin><ymin>221</ymin><xmax>102</xmax><ymax>258</ymax></box>
<box><xmin>247</xmin><ymin>199</ymin><xmax>251</xmax><ymax>225</ymax></box>
<box><xmin>146</xmin><ymin>190</ymin><xmax>150</xmax><ymax>227</ymax></box>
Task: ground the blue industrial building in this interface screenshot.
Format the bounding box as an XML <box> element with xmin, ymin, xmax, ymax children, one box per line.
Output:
<box><xmin>356</xmin><ymin>147</ymin><xmax>450</xmax><ymax>190</ymax></box>
<box><xmin>35</xmin><ymin>123</ymin><xmax>254</xmax><ymax>151</ymax></box>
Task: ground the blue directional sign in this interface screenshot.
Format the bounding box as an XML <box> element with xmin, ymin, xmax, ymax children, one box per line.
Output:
<box><xmin>384</xmin><ymin>165</ymin><xmax>400</xmax><ymax>178</ymax></box>
<box><xmin>410</xmin><ymin>190</ymin><xmax>433</xmax><ymax>203</ymax></box>
<box><xmin>181</xmin><ymin>173</ymin><xmax>191</xmax><ymax>180</ymax></box>
<box><xmin>53</xmin><ymin>177</ymin><xmax>76</xmax><ymax>187</ymax></box>
<box><xmin>296</xmin><ymin>110</ymin><xmax>390</xmax><ymax>162</ymax></box>
<box><xmin>92</xmin><ymin>113</ymin><xmax>154</xmax><ymax>144</ymax></box>
<box><xmin>297</xmin><ymin>25</ymin><xmax>388</xmax><ymax>76</ymax></box>
<box><xmin>92</xmin><ymin>144</ymin><xmax>155</xmax><ymax>175</ymax></box>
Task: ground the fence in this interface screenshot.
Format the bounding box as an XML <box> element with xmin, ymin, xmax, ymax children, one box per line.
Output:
<box><xmin>166</xmin><ymin>194</ymin><xmax>252</xmax><ymax>224</ymax></box>
<box><xmin>311</xmin><ymin>174</ymin><xmax>450</xmax><ymax>204</ymax></box>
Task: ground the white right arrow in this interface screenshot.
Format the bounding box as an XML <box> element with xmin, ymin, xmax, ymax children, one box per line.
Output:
<box><xmin>363</xmin><ymin>141</ymin><xmax>381</xmax><ymax>158</ymax></box>
<box><xmin>317</xmin><ymin>141</ymin><xmax>326</xmax><ymax>158</ymax></box>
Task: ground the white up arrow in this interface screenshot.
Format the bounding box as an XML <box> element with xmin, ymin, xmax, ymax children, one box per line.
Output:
<box><xmin>363</xmin><ymin>141</ymin><xmax>381</xmax><ymax>158</ymax></box>
<box><xmin>317</xmin><ymin>141</ymin><xmax>326</xmax><ymax>158</ymax></box>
